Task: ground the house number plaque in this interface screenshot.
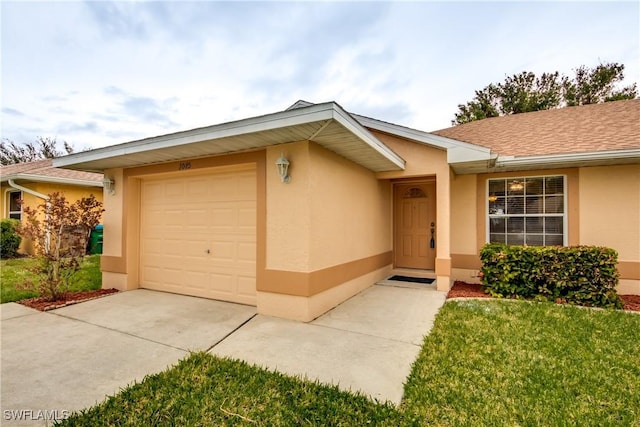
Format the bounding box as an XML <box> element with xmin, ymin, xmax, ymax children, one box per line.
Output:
<box><xmin>179</xmin><ymin>162</ymin><xmax>192</xmax><ymax>171</ymax></box>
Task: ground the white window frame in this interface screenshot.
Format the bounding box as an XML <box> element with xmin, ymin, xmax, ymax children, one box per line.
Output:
<box><xmin>8</xmin><ymin>191</ymin><xmax>22</xmax><ymax>221</ymax></box>
<box><xmin>485</xmin><ymin>175</ymin><xmax>568</xmax><ymax>246</ymax></box>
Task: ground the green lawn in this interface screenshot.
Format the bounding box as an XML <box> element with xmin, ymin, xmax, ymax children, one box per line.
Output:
<box><xmin>58</xmin><ymin>300</ymin><xmax>640</xmax><ymax>426</ymax></box>
<box><xmin>0</xmin><ymin>255</ymin><xmax>102</xmax><ymax>303</ymax></box>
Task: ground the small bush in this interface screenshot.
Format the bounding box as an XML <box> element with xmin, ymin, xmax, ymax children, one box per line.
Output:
<box><xmin>18</xmin><ymin>192</ymin><xmax>103</xmax><ymax>301</ymax></box>
<box><xmin>480</xmin><ymin>243</ymin><xmax>622</xmax><ymax>309</ymax></box>
<box><xmin>0</xmin><ymin>219</ymin><xmax>22</xmax><ymax>258</ymax></box>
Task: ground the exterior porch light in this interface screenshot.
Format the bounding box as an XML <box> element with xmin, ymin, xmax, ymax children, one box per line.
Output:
<box><xmin>103</xmin><ymin>177</ymin><xmax>115</xmax><ymax>195</ymax></box>
<box><xmin>275</xmin><ymin>154</ymin><xmax>291</xmax><ymax>183</ymax></box>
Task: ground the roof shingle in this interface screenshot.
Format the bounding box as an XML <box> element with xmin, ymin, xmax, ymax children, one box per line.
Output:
<box><xmin>0</xmin><ymin>159</ymin><xmax>103</xmax><ymax>183</ymax></box>
<box><xmin>432</xmin><ymin>99</ymin><xmax>640</xmax><ymax>157</ymax></box>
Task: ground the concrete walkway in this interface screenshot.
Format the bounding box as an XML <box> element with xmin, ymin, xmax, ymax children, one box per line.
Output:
<box><xmin>1</xmin><ymin>283</ymin><xmax>445</xmax><ymax>425</ymax></box>
<box><xmin>211</xmin><ymin>284</ymin><xmax>446</xmax><ymax>403</ymax></box>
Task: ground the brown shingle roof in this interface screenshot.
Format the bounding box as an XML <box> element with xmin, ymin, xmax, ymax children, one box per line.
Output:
<box><xmin>432</xmin><ymin>99</ymin><xmax>640</xmax><ymax>157</ymax></box>
<box><xmin>0</xmin><ymin>159</ymin><xmax>103</xmax><ymax>183</ymax></box>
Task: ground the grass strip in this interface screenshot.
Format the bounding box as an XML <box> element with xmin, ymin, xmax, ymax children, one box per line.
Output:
<box><xmin>58</xmin><ymin>300</ymin><xmax>640</xmax><ymax>426</ymax></box>
<box><xmin>1</xmin><ymin>255</ymin><xmax>102</xmax><ymax>303</ymax></box>
<box><xmin>402</xmin><ymin>300</ymin><xmax>640</xmax><ymax>426</ymax></box>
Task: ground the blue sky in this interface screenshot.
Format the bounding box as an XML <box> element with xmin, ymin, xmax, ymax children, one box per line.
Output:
<box><xmin>1</xmin><ymin>1</ymin><xmax>638</xmax><ymax>149</ymax></box>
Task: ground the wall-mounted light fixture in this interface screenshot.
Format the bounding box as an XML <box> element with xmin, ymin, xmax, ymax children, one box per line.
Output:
<box><xmin>103</xmin><ymin>177</ymin><xmax>116</xmax><ymax>195</ymax></box>
<box><xmin>275</xmin><ymin>154</ymin><xmax>291</xmax><ymax>183</ymax></box>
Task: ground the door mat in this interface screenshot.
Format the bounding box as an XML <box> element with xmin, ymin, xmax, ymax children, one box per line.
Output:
<box><xmin>388</xmin><ymin>275</ymin><xmax>435</xmax><ymax>284</ymax></box>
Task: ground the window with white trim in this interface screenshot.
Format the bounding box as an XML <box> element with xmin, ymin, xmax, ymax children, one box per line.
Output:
<box><xmin>487</xmin><ymin>175</ymin><xmax>566</xmax><ymax>246</ymax></box>
<box><xmin>8</xmin><ymin>191</ymin><xmax>22</xmax><ymax>220</ymax></box>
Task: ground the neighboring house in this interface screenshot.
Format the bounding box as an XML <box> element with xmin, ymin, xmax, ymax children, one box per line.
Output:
<box><xmin>54</xmin><ymin>99</ymin><xmax>639</xmax><ymax>321</ymax></box>
<box><xmin>0</xmin><ymin>159</ymin><xmax>104</xmax><ymax>254</ymax></box>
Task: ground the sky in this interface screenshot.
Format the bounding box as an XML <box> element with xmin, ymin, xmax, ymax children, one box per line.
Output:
<box><xmin>1</xmin><ymin>1</ymin><xmax>638</xmax><ymax>150</ymax></box>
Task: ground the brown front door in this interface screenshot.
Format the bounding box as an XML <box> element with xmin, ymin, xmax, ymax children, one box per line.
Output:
<box><xmin>394</xmin><ymin>182</ymin><xmax>436</xmax><ymax>270</ymax></box>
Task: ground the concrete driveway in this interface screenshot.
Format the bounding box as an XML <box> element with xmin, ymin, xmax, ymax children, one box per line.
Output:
<box><xmin>1</xmin><ymin>283</ymin><xmax>445</xmax><ymax>425</ymax></box>
<box><xmin>1</xmin><ymin>290</ymin><xmax>256</xmax><ymax>426</ymax></box>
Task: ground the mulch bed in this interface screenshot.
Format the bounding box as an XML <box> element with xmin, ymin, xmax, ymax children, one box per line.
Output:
<box><xmin>621</xmin><ymin>294</ymin><xmax>640</xmax><ymax>312</ymax></box>
<box><xmin>19</xmin><ymin>288</ymin><xmax>119</xmax><ymax>311</ymax></box>
<box><xmin>447</xmin><ymin>281</ymin><xmax>640</xmax><ymax>313</ymax></box>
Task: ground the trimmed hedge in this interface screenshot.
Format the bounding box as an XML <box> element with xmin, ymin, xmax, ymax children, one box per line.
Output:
<box><xmin>0</xmin><ymin>219</ymin><xmax>21</xmax><ymax>259</ymax></box>
<box><xmin>480</xmin><ymin>243</ymin><xmax>622</xmax><ymax>309</ymax></box>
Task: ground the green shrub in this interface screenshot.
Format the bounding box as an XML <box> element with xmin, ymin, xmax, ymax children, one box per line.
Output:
<box><xmin>0</xmin><ymin>219</ymin><xmax>21</xmax><ymax>259</ymax></box>
<box><xmin>480</xmin><ymin>243</ymin><xmax>622</xmax><ymax>309</ymax></box>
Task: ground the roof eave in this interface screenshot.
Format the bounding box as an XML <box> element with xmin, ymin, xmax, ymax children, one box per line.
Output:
<box><xmin>54</xmin><ymin>102</ymin><xmax>405</xmax><ymax>173</ymax></box>
<box><xmin>1</xmin><ymin>173</ymin><xmax>104</xmax><ymax>187</ymax></box>
<box><xmin>452</xmin><ymin>148</ymin><xmax>640</xmax><ymax>174</ymax></box>
<box><xmin>353</xmin><ymin>113</ymin><xmax>494</xmax><ymax>169</ymax></box>
<box><xmin>331</xmin><ymin>105</ymin><xmax>405</xmax><ymax>170</ymax></box>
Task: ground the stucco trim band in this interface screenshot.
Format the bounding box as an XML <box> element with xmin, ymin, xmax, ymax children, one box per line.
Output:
<box><xmin>618</xmin><ymin>261</ymin><xmax>640</xmax><ymax>280</ymax></box>
<box><xmin>450</xmin><ymin>255</ymin><xmax>638</xmax><ymax>280</ymax></box>
<box><xmin>451</xmin><ymin>254</ymin><xmax>482</xmax><ymax>270</ymax></box>
<box><xmin>101</xmin><ymin>255</ymin><xmax>126</xmax><ymax>274</ymax></box>
<box><xmin>260</xmin><ymin>251</ymin><xmax>393</xmax><ymax>297</ymax></box>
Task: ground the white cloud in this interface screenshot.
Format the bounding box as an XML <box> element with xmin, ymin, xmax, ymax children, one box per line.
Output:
<box><xmin>1</xmin><ymin>1</ymin><xmax>638</xmax><ymax>148</ymax></box>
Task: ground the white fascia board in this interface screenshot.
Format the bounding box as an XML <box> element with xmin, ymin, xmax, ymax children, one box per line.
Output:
<box><xmin>2</xmin><ymin>174</ymin><xmax>103</xmax><ymax>187</ymax></box>
<box><xmin>54</xmin><ymin>103</ymin><xmax>340</xmax><ymax>169</ymax></box>
<box><xmin>352</xmin><ymin>113</ymin><xmax>492</xmax><ymax>163</ymax></box>
<box><xmin>332</xmin><ymin>105</ymin><xmax>405</xmax><ymax>169</ymax></box>
<box><xmin>496</xmin><ymin>148</ymin><xmax>640</xmax><ymax>168</ymax></box>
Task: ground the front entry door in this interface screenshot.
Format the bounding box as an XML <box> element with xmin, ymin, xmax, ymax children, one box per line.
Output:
<box><xmin>394</xmin><ymin>182</ymin><xmax>436</xmax><ymax>270</ymax></box>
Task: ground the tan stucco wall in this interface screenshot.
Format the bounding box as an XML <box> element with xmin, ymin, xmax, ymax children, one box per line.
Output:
<box><xmin>102</xmin><ymin>169</ymin><xmax>124</xmax><ymax>257</ymax></box>
<box><xmin>580</xmin><ymin>165</ymin><xmax>640</xmax><ymax>294</ymax></box>
<box><xmin>579</xmin><ymin>165</ymin><xmax>640</xmax><ymax>261</ymax></box>
<box><xmin>307</xmin><ymin>142</ymin><xmax>391</xmax><ymax>271</ymax></box>
<box><xmin>257</xmin><ymin>265</ymin><xmax>391</xmax><ymax>322</ymax></box>
<box><xmin>265</xmin><ymin>142</ymin><xmax>312</xmax><ymax>272</ymax></box>
<box><xmin>448</xmin><ymin>165</ymin><xmax>639</xmax><ymax>294</ymax></box>
<box><xmin>1</xmin><ymin>182</ymin><xmax>103</xmax><ymax>255</ymax></box>
<box><xmin>450</xmin><ymin>174</ymin><xmax>477</xmax><ymax>255</ymax></box>
<box><xmin>265</xmin><ymin>141</ymin><xmax>391</xmax><ymax>272</ymax></box>
<box><xmin>450</xmin><ymin>174</ymin><xmax>481</xmax><ymax>282</ymax></box>
<box><xmin>263</xmin><ymin>141</ymin><xmax>393</xmax><ymax>303</ymax></box>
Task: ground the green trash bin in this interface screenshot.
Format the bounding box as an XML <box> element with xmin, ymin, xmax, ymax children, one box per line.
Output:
<box><xmin>88</xmin><ymin>224</ymin><xmax>104</xmax><ymax>254</ymax></box>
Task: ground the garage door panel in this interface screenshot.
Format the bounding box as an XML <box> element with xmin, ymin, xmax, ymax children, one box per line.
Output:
<box><xmin>142</xmin><ymin>266</ymin><xmax>164</xmax><ymax>285</ymax></box>
<box><xmin>237</xmin><ymin>276</ymin><xmax>256</xmax><ymax>296</ymax></box>
<box><xmin>185</xmin><ymin>209</ymin><xmax>209</xmax><ymax>228</ymax></box>
<box><xmin>209</xmin><ymin>273</ymin><xmax>234</xmax><ymax>291</ymax></box>
<box><xmin>209</xmin><ymin>208</ymin><xmax>236</xmax><ymax>228</ymax></box>
<box><xmin>164</xmin><ymin>181</ymin><xmax>185</xmax><ymax>198</ymax></box>
<box><xmin>235</xmin><ymin>173</ymin><xmax>256</xmax><ymax>197</ymax></box>
<box><xmin>140</xmin><ymin>166</ymin><xmax>257</xmax><ymax>305</ymax></box>
<box><xmin>210</xmin><ymin>240</ymin><xmax>235</xmax><ymax>261</ymax></box>
<box><xmin>185</xmin><ymin>178</ymin><xmax>210</xmax><ymax>198</ymax></box>
<box><xmin>142</xmin><ymin>237</ymin><xmax>165</xmax><ymax>254</ymax></box>
<box><xmin>164</xmin><ymin>210</ymin><xmax>186</xmax><ymax>227</ymax></box>
<box><xmin>142</xmin><ymin>182</ymin><xmax>165</xmax><ymax>202</ymax></box>
<box><xmin>238</xmin><ymin>242</ymin><xmax>256</xmax><ymax>261</ymax></box>
<box><xmin>210</xmin><ymin>176</ymin><xmax>238</xmax><ymax>199</ymax></box>
<box><xmin>184</xmin><ymin>271</ymin><xmax>209</xmax><ymax>289</ymax></box>
<box><xmin>238</xmin><ymin>205</ymin><xmax>257</xmax><ymax>228</ymax></box>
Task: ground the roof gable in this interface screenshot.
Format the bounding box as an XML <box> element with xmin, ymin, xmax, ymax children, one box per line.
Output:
<box><xmin>55</xmin><ymin>102</ymin><xmax>405</xmax><ymax>173</ymax></box>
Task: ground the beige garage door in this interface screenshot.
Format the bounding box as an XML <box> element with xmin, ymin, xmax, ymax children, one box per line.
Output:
<box><xmin>140</xmin><ymin>164</ymin><xmax>257</xmax><ymax>305</ymax></box>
